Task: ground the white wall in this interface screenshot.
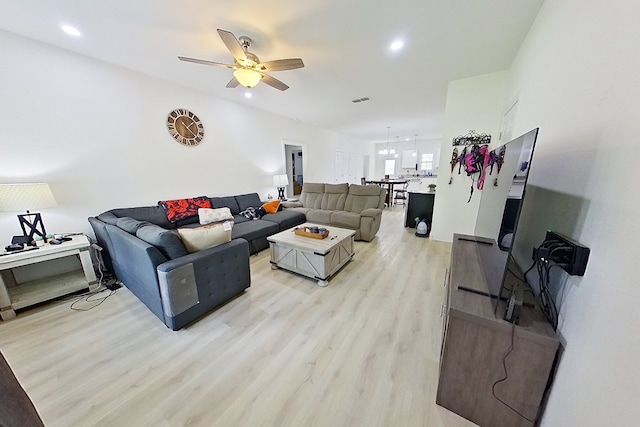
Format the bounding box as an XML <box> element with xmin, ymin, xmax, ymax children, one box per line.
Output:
<box><xmin>430</xmin><ymin>70</ymin><xmax>509</xmax><ymax>241</ymax></box>
<box><xmin>501</xmin><ymin>0</ymin><xmax>640</xmax><ymax>425</ymax></box>
<box><xmin>0</xmin><ymin>30</ymin><xmax>363</xmax><ymax>238</ymax></box>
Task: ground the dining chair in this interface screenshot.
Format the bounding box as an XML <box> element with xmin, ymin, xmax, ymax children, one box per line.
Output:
<box><xmin>393</xmin><ymin>181</ymin><xmax>409</xmax><ymax>206</ymax></box>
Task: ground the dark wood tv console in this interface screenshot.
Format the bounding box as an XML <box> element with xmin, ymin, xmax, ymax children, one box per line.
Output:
<box><xmin>436</xmin><ymin>234</ymin><xmax>559</xmax><ymax>427</ymax></box>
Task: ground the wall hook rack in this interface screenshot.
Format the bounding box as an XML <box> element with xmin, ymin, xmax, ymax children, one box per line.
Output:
<box><xmin>452</xmin><ymin>130</ymin><xmax>491</xmax><ymax>146</ymax></box>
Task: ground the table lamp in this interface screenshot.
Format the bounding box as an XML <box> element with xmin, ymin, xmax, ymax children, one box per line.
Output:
<box><xmin>0</xmin><ymin>183</ymin><xmax>57</xmax><ymax>245</ymax></box>
<box><xmin>272</xmin><ymin>174</ymin><xmax>289</xmax><ymax>201</ymax></box>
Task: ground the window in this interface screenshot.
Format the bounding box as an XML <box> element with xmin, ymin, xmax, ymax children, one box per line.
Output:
<box><xmin>384</xmin><ymin>159</ymin><xmax>395</xmax><ymax>176</ymax></box>
<box><xmin>420</xmin><ymin>153</ymin><xmax>434</xmax><ymax>171</ymax></box>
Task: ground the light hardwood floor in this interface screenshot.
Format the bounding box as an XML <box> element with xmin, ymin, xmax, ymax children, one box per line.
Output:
<box><xmin>0</xmin><ymin>207</ymin><xmax>476</xmax><ymax>427</ymax></box>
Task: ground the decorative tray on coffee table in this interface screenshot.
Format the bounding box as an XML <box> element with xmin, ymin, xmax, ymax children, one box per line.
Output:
<box><xmin>293</xmin><ymin>227</ymin><xmax>329</xmax><ymax>239</ymax></box>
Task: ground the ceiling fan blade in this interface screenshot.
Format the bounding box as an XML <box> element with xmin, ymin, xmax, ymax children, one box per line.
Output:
<box><xmin>178</xmin><ymin>56</ymin><xmax>234</xmax><ymax>69</ymax></box>
<box><xmin>260</xmin><ymin>73</ymin><xmax>289</xmax><ymax>91</ymax></box>
<box><xmin>258</xmin><ymin>58</ymin><xmax>304</xmax><ymax>72</ymax></box>
<box><xmin>226</xmin><ymin>77</ymin><xmax>240</xmax><ymax>88</ymax></box>
<box><xmin>217</xmin><ymin>29</ymin><xmax>247</xmax><ymax>62</ymax></box>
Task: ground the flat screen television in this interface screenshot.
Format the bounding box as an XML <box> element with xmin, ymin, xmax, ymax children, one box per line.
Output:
<box><xmin>472</xmin><ymin>128</ymin><xmax>539</xmax><ymax>316</ymax></box>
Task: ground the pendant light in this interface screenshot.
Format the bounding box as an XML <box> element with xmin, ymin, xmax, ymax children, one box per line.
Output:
<box><xmin>393</xmin><ymin>136</ymin><xmax>398</xmax><ymax>157</ymax></box>
<box><xmin>378</xmin><ymin>126</ymin><xmax>391</xmax><ymax>155</ymax></box>
<box><xmin>412</xmin><ymin>134</ymin><xmax>418</xmax><ymax>156</ymax></box>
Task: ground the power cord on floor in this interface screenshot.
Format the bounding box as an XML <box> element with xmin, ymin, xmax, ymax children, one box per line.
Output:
<box><xmin>70</xmin><ymin>286</ymin><xmax>119</xmax><ymax>311</ymax></box>
<box><xmin>65</xmin><ymin>236</ymin><xmax>123</xmax><ymax>311</ymax></box>
<box><xmin>66</xmin><ymin>269</ymin><xmax>121</xmax><ymax>312</ymax></box>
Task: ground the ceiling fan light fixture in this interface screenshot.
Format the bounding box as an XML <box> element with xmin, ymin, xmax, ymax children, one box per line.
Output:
<box><xmin>233</xmin><ymin>68</ymin><xmax>262</xmax><ymax>88</ymax></box>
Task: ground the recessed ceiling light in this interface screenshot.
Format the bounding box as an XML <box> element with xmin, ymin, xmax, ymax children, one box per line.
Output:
<box><xmin>390</xmin><ymin>40</ymin><xmax>404</xmax><ymax>51</ymax></box>
<box><xmin>244</xmin><ymin>91</ymin><xmax>253</xmax><ymax>98</ymax></box>
<box><xmin>61</xmin><ymin>25</ymin><xmax>81</xmax><ymax>37</ymax></box>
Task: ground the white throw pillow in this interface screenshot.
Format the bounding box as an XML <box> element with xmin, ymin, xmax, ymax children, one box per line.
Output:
<box><xmin>198</xmin><ymin>207</ymin><xmax>233</xmax><ymax>225</ymax></box>
<box><xmin>177</xmin><ymin>221</ymin><xmax>233</xmax><ymax>253</ymax></box>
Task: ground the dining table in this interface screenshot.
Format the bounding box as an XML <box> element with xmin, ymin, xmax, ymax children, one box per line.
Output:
<box><xmin>367</xmin><ymin>178</ymin><xmax>408</xmax><ymax>207</ymax></box>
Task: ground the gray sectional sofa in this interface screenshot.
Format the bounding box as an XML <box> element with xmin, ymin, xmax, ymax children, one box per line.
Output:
<box><xmin>283</xmin><ymin>183</ymin><xmax>386</xmax><ymax>241</ymax></box>
<box><xmin>88</xmin><ymin>192</ymin><xmax>305</xmax><ymax>330</ymax></box>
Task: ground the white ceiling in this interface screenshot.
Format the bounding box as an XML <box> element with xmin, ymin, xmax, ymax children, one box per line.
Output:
<box><xmin>0</xmin><ymin>0</ymin><xmax>544</xmax><ymax>142</ymax></box>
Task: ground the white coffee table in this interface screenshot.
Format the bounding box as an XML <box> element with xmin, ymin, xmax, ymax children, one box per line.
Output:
<box><xmin>267</xmin><ymin>223</ymin><xmax>356</xmax><ymax>287</ymax></box>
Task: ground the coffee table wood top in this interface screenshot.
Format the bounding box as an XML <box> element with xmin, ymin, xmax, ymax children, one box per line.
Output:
<box><xmin>267</xmin><ymin>223</ymin><xmax>356</xmax><ymax>254</ymax></box>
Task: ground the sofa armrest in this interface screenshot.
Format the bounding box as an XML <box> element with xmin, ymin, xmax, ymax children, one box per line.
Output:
<box><xmin>360</xmin><ymin>208</ymin><xmax>382</xmax><ymax>218</ymax></box>
<box><xmin>282</xmin><ymin>201</ymin><xmax>303</xmax><ymax>208</ymax></box>
<box><xmin>156</xmin><ymin>238</ymin><xmax>250</xmax><ymax>328</ymax></box>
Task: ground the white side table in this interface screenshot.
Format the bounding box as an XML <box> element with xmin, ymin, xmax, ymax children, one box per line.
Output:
<box><xmin>0</xmin><ymin>235</ymin><xmax>99</xmax><ymax>320</ymax></box>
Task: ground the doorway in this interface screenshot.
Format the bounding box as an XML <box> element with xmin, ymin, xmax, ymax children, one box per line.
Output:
<box><xmin>284</xmin><ymin>142</ymin><xmax>306</xmax><ymax>198</ymax></box>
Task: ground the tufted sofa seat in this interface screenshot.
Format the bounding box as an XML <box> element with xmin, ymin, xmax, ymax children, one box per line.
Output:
<box><xmin>282</xmin><ymin>183</ymin><xmax>385</xmax><ymax>241</ymax></box>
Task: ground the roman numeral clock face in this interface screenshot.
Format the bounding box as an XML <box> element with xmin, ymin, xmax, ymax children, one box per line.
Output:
<box><xmin>166</xmin><ymin>108</ymin><xmax>205</xmax><ymax>146</ymax></box>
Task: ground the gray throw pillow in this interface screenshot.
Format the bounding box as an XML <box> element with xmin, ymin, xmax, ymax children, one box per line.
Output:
<box><xmin>235</xmin><ymin>193</ymin><xmax>262</xmax><ymax>211</ymax></box>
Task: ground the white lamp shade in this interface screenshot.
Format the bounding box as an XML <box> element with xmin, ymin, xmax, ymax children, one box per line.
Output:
<box><xmin>272</xmin><ymin>174</ymin><xmax>289</xmax><ymax>187</ymax></box>
<box><xmin>234</xmin><ymin>69</ymin><xmax>262</xmax><ymax>88</ymax></box>
<box><xmin>0</xmin><ymin>183</ymin><xmax>57</xmax><ymax>212</ymax></box>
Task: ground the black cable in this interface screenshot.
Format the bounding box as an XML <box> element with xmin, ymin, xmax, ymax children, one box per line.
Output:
<box><xmin>70</xmin><ymin>287</ymin><xmax>118</xmax><ymax>311</ymax></box>
<box><xmin>533</xmin><ymin>257</ymin><xmax>560</xmax><ymax>331</ymax></box>
<box><xmin>491</xmin><ymin>322</ymin><xmax>537</xmax><ymax>423</ymax></box>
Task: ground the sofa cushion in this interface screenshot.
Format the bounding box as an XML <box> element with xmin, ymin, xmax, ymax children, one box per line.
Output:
<box><xmin>322</xmin><ymin>183</ymin><xmax>348</xmax><ymax>210</ymax></box>
<box><xmin>306</xmin><ymin>209</ymin><xmax>333</xmax><ymax>224</ymax></box>
<box><xmin>232</xmin><ymin>214</ymin><xmax>250</xmax><ymax>224</ymax></box>
<box><xmin>283</xmin><ymin>206</ymin><xmax>310</xmax><ymax>216</ymax></box>
<box><xmin>177</xmin><ymin>222</ymin><xmax>232</xmax><ymax>253</ymax></box>
<box><xmin>199</xmin><ymin>207</ymin><xmax>233</xmax><ymax>225</ymax></box>
<box><xmin>232</xmin><ymin>220</ymin><xmax>279</xmax><ymax>242</ymax></box>
<box><xmin>299</xmin><ymin>183</ymin><xmax>325</xmax><ymax>209</ymax></box>
<box><xmin>115</xmin><ymin>217</ymin><xmax>150</xmax><ymax>234</ymax></box>
<box><xmin>261</xmin><ymin>210</ymin><xmax>306</xmax><ymax>230</ymax></box>
<box><xmin>209</xmin><ymin>196</ymin><xmax>240</xmax><ymax>215</ymax></box>
<box><xmin>136</xmin><ymin>224</ymin><xmax>188</xmax><ymax>260</ymax></box>
<box><xmin>174</xmin><ymin>216</ymin><xmax>200</xmax><ymax>228</ymax></box>
<box><xmin>158</xmin><ymin>196</ymin><xmax>211</xmax><ymax>222</ymax></box>
<box><xmin>344</xmin><ymin>184</ymin><xmax>384</xmax><ymax>213</ymax></box>
<box><xmin>235</xmin><ymin>193</ymin><xmax>262</xmax><ymax>211</ymax></box>
<box><xmin>110</xmin><ymin>206</ymin><xmax>173</xmax><ymax>229</ymax></box>
<box><xmin>331</xmin><ymin>211</ymin><xmax>361</xmax><ymax>229</ymax></box>
<box><xmin>97</xmin><ymin>211</ymin><xmax>119</xmax><ymax>225</ymax></box>
<box><xmin>348</xmin><ymin>183</ymin><xmax>384</xmax><ymax>197</ymax></box>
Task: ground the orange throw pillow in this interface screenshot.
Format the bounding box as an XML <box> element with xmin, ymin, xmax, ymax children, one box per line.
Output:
<box><xmin>262</xmin><ymin>200</ymin><xmax>281</xmax><ymax>214</ymax></box>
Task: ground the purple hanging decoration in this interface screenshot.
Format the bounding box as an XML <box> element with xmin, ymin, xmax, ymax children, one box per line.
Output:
<box><xmin>496</xmin><ymin>146</ymin><xmax>506</xmax><ymax>174</ymax></box>
<box><xmin>494</xmin><ymin>146</ymin><xmax>506</xmax><ymax>186</ymax></box>
<box><xmin>488</xmin><ymin>150</ymin><xmax>498</xmax><ymax>175</ymax></box>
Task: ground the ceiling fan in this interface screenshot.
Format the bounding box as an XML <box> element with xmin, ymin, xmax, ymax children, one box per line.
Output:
<box><xmin>178</xmin><ymin>29</ymin><xmax>304</xmax><ymax>91</ymax></box>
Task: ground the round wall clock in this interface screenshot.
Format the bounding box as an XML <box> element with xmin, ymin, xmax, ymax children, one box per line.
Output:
<box><xmin>166</xmin><ymin>108</ymin><xmax>205</xmax><ymax>146</ymax></box>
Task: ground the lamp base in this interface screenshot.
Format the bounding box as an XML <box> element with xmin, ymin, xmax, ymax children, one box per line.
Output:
<box><xmin>18</xmin><ymin>212</ymin><xmax>47</xmax><ymax>245</ymax></box>
<box><xmin>277</xmin><ymin>187</ymin><xmax>287</xmax><ymax>201</ymax></box>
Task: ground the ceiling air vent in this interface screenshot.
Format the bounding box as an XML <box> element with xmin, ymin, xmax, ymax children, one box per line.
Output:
<box><xmin>352</xmin><ymin>97</ymin><xmax>371</xmax><ymax>103</ymax></box>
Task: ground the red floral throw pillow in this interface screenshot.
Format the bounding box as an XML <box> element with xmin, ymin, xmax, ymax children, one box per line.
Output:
<box><xmin>159</xmin><ymin>196</ymin><xmax>212</xmax><ymax>222</ymax></box>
